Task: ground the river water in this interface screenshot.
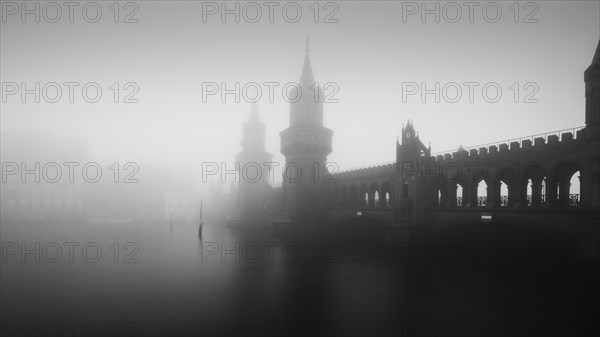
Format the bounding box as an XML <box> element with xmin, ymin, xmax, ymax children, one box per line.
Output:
<box><xmin>1</xmin><ymin>220</ymin><xmax>598</xmax><ymax>336</ymax></box>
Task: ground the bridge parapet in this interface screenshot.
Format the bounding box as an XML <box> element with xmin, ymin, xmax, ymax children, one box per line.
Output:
<box><xmin>429</xmin><ymin>126</ymin><xmax>586</xmax><ymax>164</ymax></box>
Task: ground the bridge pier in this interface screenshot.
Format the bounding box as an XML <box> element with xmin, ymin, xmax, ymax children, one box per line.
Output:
<box><xmin>546</xmin><ymin>177</ymin><xmax>559</xmax><ymax>206</ymax></box>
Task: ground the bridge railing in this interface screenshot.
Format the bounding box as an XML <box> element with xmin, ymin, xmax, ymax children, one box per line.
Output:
<box><xmin>569</xmin><ymin>194</ymin><xmax>580</xmax><ymax>206</ymax></box>
<box><xmin>526</xmin><ymin>194</ymin><xmax>548</xmax><ymax>206</ymax></box>
<box><xmin>431</xmin><ymin>126</ymin><xmax>586</xmax><ymax>157</ymax></box>
<box><xmin>442</xmin><ymin>194</ymin><xmax>579</xmax><ymax>208</ymax></box>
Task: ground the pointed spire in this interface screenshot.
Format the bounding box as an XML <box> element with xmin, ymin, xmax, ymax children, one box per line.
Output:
<box><xmin>299</xmin><ymin>36</ymin><xmax>315</xmax><ymax>86</ymax></box>
<box><xmin>592</xmin><ymin>40</ymin><xmax>600</xmax><ymax>65</ymax></box>
<box><xmin>306</xmin><ymin>35</ymin><xmax>310</xmax><ymax>54</ymax></box>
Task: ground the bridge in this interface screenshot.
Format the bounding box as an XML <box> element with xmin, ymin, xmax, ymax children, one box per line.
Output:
<box><xmin>260</xmin><ymin>41</ymin><xmax>600</xmax><ymax>259</ymax></box>
<box><xmin>320</xmin><ymin>122</ymin><xmax>599</xmax><ymax>257</ymax></box>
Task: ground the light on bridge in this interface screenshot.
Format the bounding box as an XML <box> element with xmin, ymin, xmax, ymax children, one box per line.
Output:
<box><xmin>481</xmin><ymin>213</ymin><xmax>492</xmax><ymax>222</ymax></box>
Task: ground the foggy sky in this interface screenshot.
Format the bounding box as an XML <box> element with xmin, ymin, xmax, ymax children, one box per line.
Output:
<box><xmin>1</xmin><ymin>1</ymin><xmax>599</xmax><ymax>177</ymax></box>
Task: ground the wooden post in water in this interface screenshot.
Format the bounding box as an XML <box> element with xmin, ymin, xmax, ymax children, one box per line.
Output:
<box><xmin>199</xmin><ymin>200</ymin><xmax>203</xmax><ymax>238</ymax></box>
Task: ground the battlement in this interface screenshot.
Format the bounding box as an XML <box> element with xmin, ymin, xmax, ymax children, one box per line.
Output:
<box><xmin>334</xmin><ymin>161</ymin><xmax>396</xmax><ymax>179</ymax></box>
<box><xmin>431</xmin><ymin>127</ymin><xmax>586</xmax><ymax>163</ymax></box>
<box><xmin>327</xmin><ymin>127</ymin><xmax>587</xmax><ymax>182</ymax></box>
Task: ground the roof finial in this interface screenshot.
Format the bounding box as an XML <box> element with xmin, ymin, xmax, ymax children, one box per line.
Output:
<box><xmin>306</xmin><ymin>35</ymin><xmax>310</xmax><ymax>54</ymax></box>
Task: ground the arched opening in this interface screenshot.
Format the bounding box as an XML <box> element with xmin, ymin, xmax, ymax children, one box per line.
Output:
<box><xmin>456</xmin><ymin>184</ymin><xmax>464</xmax><ymax>207</ymax></box>
<box><xmin>568</xmin><ymin>171</ymin><xmax>580</xmax><ymax>206</ymax></box>
<box><xmin>553</xmin><ymin>161</ymin><xmax>581</xmax><ymax>206</ymax></box>
<box><xmin>522</xmin><ymin>163</ymin><xmax>547</xmax><ymax>207</ymax></box>
<box><xmin>358</xmin><ymin>185</ymin><xmax>367</xmax><ymax>207</ymax></box>
<box><xmin>381</xmin><ymin>182</ymin><xmax>392</xmax><ymax>207</ymax></box>
<box><xmin>374</xmin><ymin>191</ymin><xmax>380</xmax><ymax>207</ymax></box>
<box><xmin>500</xmin><ymin>181</ymin><xmax>509</xmax><ymax>207</ymax></box>
<box><xmin>438</xmin><ymin>189</ymin><xmax>442</xmax><ymax>207</ymax></box>
<box><xmin>477</xmin><ymin>180</ymin><xmax>488</xmax><ymax>206</ymax></box>
<box><xmin>526</xmin><ymin>179</ymin><xmax>533</xmax><ymax>206</ymax></box>
<box><xmin>541</xmin><ymin>177</ymin><xmax>547</xmax><ymax>203</ymax></box>
<box><xmin>368</xmin><ymin>184</ymin><xmax>379</xmax><ymax>207</ymax></box>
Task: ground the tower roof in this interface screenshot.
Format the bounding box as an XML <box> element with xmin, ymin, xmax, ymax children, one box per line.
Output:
<box><xmin>592</xmin><ymin>40</ymin><xmax>600</xmax><ymax>65</ymax></box>
<box><xmin>299</xmin><ymin>36</ymin><xmax>315</xmax><ymax>86</ymax></box>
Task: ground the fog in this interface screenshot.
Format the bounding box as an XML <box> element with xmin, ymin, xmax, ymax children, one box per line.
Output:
<box><xmin>1</xmin><ymin>1</ymin><xmax>599</xmax><ymax>336</ymax></box>
<box><xmin>2</xmin><ymin>1</ymin><xmax>598</xmax><ymax>174</ymax></box>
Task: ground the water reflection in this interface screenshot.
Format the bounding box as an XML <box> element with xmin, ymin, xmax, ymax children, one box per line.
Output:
<box><xmin>1</xmin><ymin>220</ymin><xmax>598</xmax><ymax>336</ymax></box>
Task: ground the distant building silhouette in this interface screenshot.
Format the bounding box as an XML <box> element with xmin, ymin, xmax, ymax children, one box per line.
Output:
<box><xmin>235</xmin><ymin>104</ymin><xmax>273</xmax><ymax>226</ymax></box>
<box><xmin>165</xmin><ymin>191</ymin><xmax>196</xmax><ymax>223</ymax></box>
<box><xmin>0</xmin><ymin>132</ymin><xmax>88</xmax><ymax>221</ymax></box>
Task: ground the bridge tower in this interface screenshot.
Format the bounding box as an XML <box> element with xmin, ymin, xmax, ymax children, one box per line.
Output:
<box><xmin>583</xmin><ymin>40</ymin><xmax>600</xmax><ymax>210</ymax></box>
<box><xmin>235</xmin><ymin>104</ymin><xmax>273</xmax><ymax>226</ymax></box>
<box><xmin>280</xmin><ymin>40</ymin><xmax>334</xmax><ymax>225</ymax></box>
